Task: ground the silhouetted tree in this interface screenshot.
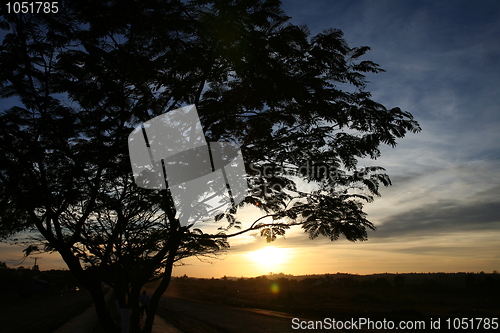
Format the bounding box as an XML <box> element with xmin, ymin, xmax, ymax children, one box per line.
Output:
<box><xmin>0</xmin><ymin>1</ymin><xmax>420</xmax><ymax>332</ymax></box>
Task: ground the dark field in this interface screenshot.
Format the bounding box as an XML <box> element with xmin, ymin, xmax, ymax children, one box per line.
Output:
<box><xmin>0</xmin><ymin>289</ymin><xmax>94</xmax><ymax>333</ymax></box>
<box><xmin>159</xmin><ymin>272</ymin><xmax>500</xmax><ymax>332</ymax></box>
<box><xmin>2</xmin><ymin>272</ymin><xmax>499</xmax><ymax>332</ymax></box>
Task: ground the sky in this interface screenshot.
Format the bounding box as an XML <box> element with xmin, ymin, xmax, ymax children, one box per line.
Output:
<box><xmin>173</xmin><ymin>0</ymin><xmax>500</xmax><ymax>277</ymax></box>
<box><xmin>1</xmin><ymin>0</ymin><xmax>499</xmax><ymax>277</ymax></box>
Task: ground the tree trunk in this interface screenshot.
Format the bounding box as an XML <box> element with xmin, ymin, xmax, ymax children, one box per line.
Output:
<box><xmin>57</xmin><ymin>245</ymin><xmax>120</xmax><ymax>333</ymax></box>
<box><xmin>92</xmin><ymin>287</ymin><xmax>120</xmax><ymax>333</ymax></box>
<box><xmin>142</xmin><ymin>232</ymin><xmax>182</xmax><ymax>333</ymax></box>
<box><xmin>129</xmin><ymin>284</ymin><xmax>143</xmax><ymax>333</ymax></box>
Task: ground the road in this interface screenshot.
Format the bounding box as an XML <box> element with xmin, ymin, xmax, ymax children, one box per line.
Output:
<box><xmin>157</xmin><ymin>296</ymin><xmax>342</xmax><ymax>333</ymax></box>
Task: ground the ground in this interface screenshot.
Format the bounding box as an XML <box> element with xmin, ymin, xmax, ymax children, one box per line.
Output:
<box><xmin>0</xmin><ymin>289</ymin><xmax>93</xmax><ymax>333</ymax></box>
<box><xmin>2</xmin><ymin>272</ymin><xmax>499</xmax><ymax>332</ymax></box>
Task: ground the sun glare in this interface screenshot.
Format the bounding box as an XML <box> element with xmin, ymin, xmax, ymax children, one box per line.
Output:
<box><xmin>248</xmin><ymin>246</ymin><xmax>289</xmax><ymax>266</ymax></box>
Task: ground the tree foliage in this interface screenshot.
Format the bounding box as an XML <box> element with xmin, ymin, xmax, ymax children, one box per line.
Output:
<box><xmin>0</xmin><ymin>1</ymin><xmax>420</xmax><ymax>332</ymax></box>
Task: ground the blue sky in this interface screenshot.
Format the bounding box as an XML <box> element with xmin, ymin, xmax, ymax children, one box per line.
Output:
<box><xmin>176</xmin><ymin>0</ymin><xmax>500</xmax><ymax>277</ymax></box>
<box><xmin>1</xmin><ymin>0</ymin><xmax>499</xmax><ymax>275</ymax></box>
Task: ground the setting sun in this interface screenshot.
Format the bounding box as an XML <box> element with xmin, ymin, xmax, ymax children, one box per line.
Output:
<box><xmin>248</xmin><ymin>246</ymin><xmax>290</xmax><ymax>266</ymax></box>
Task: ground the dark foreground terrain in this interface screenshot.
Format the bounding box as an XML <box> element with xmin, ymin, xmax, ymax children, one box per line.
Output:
<box><xmin>1</xmin><ymin>272</ymin><xmax>499</xmax><ymax>332</ymax></box>
<box><xmin>0</xmin><ymin>289</ymin><xmax>94</xmax><ymax>333</ymax></box>
<box><xmin>154</xmin><ymin>272</ymin><xmax>500</xmax><ymax>332</ymax></box>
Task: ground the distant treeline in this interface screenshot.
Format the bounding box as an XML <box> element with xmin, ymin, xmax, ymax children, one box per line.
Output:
<box><xmin>0</xmin><ymin>267</ymin><xmax>80</xmax><ymax>299</ymax></box>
